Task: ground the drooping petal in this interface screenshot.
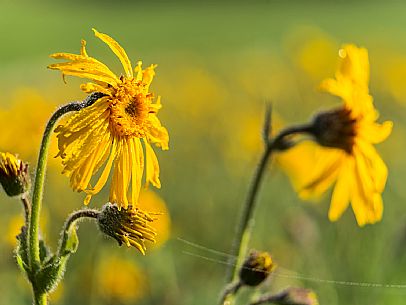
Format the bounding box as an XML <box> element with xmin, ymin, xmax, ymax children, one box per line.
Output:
<box><xmin>357</xmin><ymin>120</ymin><xmax>393</xmax><ymax>144</ymax></box>
<box><xmin>84</xmin><ymin>140</ymin><xmax>118</xmax><ymax>205</ymax></box>
<box><xmin>129</xmin><ymin>138</ymin><xmax>143</xmax><ymax>206</ymax></box>
<box><xmin>48</xmin><ymin>59</ymin><xmax>119</xmax><ymax>86</ymax></box>
<box><xmin>328</xmin><ymin>157</ymin><xmax>353</xmax><ymax>222</ymax></box>
<box><xmin>299</xmin><ymin>149</ymin><xmax>344</xmax><ymax>199</ymax></box>
<box><xmin>144</xmin><ymin>140</ymin><xmax>161</xmax><ymax>188</ymax></box>
<box><xmin>146</xmin><ymin>114</ymin><xmax>169</xmax><ymax>150</ymax></box>
<box><xmin>355</xmin><ymin>139</ymin><xmax>388</xmax><ymax>193</ymax></box>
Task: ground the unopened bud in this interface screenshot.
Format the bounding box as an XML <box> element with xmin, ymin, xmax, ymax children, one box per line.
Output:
<box><xmin>0</xmin><ymin>152</ymin><xmax>30</xmax><ymax>196</ymax></box>
<box><xmin>239</xmin><ymin>250</ymin><xmax>276</xmax><ymax>286</ymax></box>
<box><xmin>279</xmin><ymin>287</ymin><xmax>319</xmax><ymax>305</ymax></box>
<box><xmin>97</xmin><ymin>203</ymin><xmax>158</xmax><ymax>255</ymax></box>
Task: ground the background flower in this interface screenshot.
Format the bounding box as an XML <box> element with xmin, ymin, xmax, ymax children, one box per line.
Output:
<box><xmin>0</xmin><ymin>2</ymin><xmax>405</xmax><ymax>305</ymax></box>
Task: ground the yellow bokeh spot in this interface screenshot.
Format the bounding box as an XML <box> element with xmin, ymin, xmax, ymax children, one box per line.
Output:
<box><xmin>97</xmin><ymin>256</ymin><xmax>147</xmax><ymax>303</ymax></box>
<box><xmin>138</xmin><ymin>189</ymin><xmax>171</xmax><ymax>248</ymax></box>
<box><xmin>0</xmin><ymin>88</ymin><xmax>59</xmax><ymax>167</ymax></box>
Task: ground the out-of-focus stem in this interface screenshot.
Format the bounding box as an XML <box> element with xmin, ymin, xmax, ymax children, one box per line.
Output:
<box><xmin>221</xmin><ymin>107</ymin><xmax>312</xmax><ymax>304</ymax></box>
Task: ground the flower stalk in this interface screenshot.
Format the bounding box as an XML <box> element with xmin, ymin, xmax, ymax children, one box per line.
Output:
<box><xmin>222</xmin><ymin>106</ymin><xmax>312</xmax><ymax>304</ymax></box>
<box><xmin>27</xmin><ymin>93</ymin><xmax>104</xmax><ymax>305</ymax></box>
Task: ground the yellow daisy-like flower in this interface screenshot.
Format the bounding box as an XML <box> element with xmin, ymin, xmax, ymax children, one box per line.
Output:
<box><xmin>48</xmin><ymin>29</ymin><xmax>169</xmax><ymax>209</ymax></box>
<box><xmin>300</xmin><ymin>44</ymin><xmax>393</xmax><ymax>226</ymax></box>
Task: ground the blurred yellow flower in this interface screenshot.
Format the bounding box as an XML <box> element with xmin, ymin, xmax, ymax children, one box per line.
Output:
<box><xmin>48</xmin><ymin>29</ymin><xmax>169</xmax><ymax>209</ymax></box>
<box><xmin>138</xmin><ymin>190</ymin><xmax>171</xmax><ymax>247</ymax></box>
<box><xmin>292</xmin><ymin>44</ymin><xmax>393</xmax><ymax>226</ymax></box>
<box><xmin>286</xmin><ymin>27</ymin><xmax>338</xmax><ymax>81</ymax></box>
<box><xmin>5</xmin><ymin>215</ymin><xmax>24</xmax><ymax>247</ymax></box>
<box><xmin>97</xmin><ymin>256</ymin><xmax>147</xmax><ymax>303</ymax></box>
<box><xmin>4</xmin><ymin>211</ymin><xmax>48</xmax><ymax>247</ymax></box>
<box><xmin>0</xmin><ymin>88</ymin><xmax>59</xmax><ymax>166</ymax></box>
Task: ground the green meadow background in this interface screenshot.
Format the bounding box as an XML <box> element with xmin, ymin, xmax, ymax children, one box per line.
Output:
<box><xmin>1</xmin><ymin>1</ymin><xmax>406</xmax><ymax>304</ymax></box>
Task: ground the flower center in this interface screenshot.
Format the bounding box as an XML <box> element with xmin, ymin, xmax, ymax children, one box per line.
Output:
<box><xmin>109</xmin><ymin>79</ymin><xmax>151</xmax><ymax>137</ymax></box>
<box><xmin>311</xmin><ymin>107</ymin><xmax>357</xmax><ymax>153</ymax></box>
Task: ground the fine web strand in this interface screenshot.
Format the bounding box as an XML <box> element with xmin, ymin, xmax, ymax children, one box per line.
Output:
<box><xmin>177</xmin><ymin>237</ymin><xmax>406</xmax><ymax>291</ymax></box>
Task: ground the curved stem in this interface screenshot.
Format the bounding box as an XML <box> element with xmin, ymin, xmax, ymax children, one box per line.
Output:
<box><xmin>27</xmin><ymin>93</ymin><xmax>104</xmax><ymax>305</ymax></box>
<box><xmin>219</xmin><ymin>281</ymin><xmax>243</xmax><ymax>305</ymax></box>
<box><xmin>58</xmin><ymin>209</ymin><xmax>99</xmax><ymax>257</ymax></box>
<box><xmin>21</xmin><ymin>193</ymin><xmax>31</xmax><ymax>224</ymax></box>
<box><xmin>28</xmin><ymin>92</ymin><xmax>104</xmax><ymax>270</ymax></box>
<box><xmin>225</xmin><ymin>121</ymin><xmax>313</xmax><ymax>286</ymax></box>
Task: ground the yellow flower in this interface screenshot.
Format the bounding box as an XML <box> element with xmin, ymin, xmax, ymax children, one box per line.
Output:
<box><xmin>0</xmin><ymin>89</ymin><xmax>59</xmax><ymax>166</ymax></box>
<box><xmin>97</xmin><ymin>255</ymin><xmax>147</xmax><ymax>303</ymax></box>
<box><xmin>138</xmin><ymin>190</ymin><xmax>170</xmax><ymax>247</ymax></box>
<box><xmin>298</xmin><ymin>44</ymin><xmax>393</xmax><ymax>226</ymax></box>
<box><xmin>48</xmin><ymin>29</ymin><xmax>169</xmax><ymax>208</ymax></box>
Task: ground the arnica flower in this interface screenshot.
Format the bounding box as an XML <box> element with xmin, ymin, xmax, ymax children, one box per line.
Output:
<box><xmin>97</xmin><ymin>202</ymin><xmax>158</xmax><ymax>255</ymax></box>
<box><xmin>302</xmin><ymin>44</ymin><xmax>393</xmax><ymax>226</ymax></box>
<box><xmin>48</xmin><ymin>29</ymin><xmax>169</xmax><ymax>208</ymax></box>
<box><xmin>0</xmin><ymin>152</ymin><xmax>30</xmax><ymax>197</ymax></box>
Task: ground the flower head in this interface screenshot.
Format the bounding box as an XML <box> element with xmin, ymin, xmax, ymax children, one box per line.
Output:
<box><xmin>239</xmin><ymin>250</ymin><xmax>276</xmax><ymax>287</ymax></box>
<box><xmin>97</xmin><ymin>202</ymin><xmax>158</xmax><ymax>255</ymax></box>
<box><xmin>300</xmin><ymin>44</ymin><xmax>392</xmax><ymax>226</ymax></box>
<box><xmin>0</xmin><ymin>152</ymin><xmax>30</xmax><ymax>196</ymax></box>
<box><xmin>48</xmin><ymin>29</ymin><xmax>169</xmax><ymax>209</ymax></box>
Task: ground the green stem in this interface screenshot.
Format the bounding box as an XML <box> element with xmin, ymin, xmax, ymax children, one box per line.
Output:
<box><xmin>58</xmin><ymin>209</ymin><xmax>99</xmax><ymax>257</ymax></box>
<box><xmin>21</xmin><ymin>193</ymin><xmax>31</xmax><ymax>225</ymax></box>
<box><xmin>33</xmin><ymin>291</ymin><xmax>47</xmax><ymax>305</ymax></box>
<box><xmin>224</xmin><ymin>121</ymin><xmax>313</xmax><ymax>286</ymax></box>
<box><xmin>27</xmin><ymin>93</ymin><xmax>105</xmax><ymax>303</ymax></box>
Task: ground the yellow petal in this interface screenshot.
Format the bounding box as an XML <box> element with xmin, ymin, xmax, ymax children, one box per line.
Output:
<box><xmin>299</xmin><ymin>149</ymin><xmax>344</xmax><ymax>199</ymax></box>
<box><xmin>93</xmin><ymin>28</ymin><xmax>133</xmax><ymax>78</ymax></box>
<box><xmin>358</xmin><ymin>120</ymin><xmax>393</xmax><ymax>144</ymax></box>
<box><xmin>328</xmin><ymin>158</ymin><xmax>352</xmax><ymax>222</ymax></box>
<box><xmin>146</xmin><ymin>114</ymin><xmax>169</xmax><ymax>150</ymax></box>
<box><xmin>144</xmin><ymin>140</ymin><xmax>161</xmax><ymax>188</ymax></box>
<box><xmin>84</xmin><ymin>139</ymin><xmax>118</xmax><ymax>200</ymax></box>
<box><xmin>338</xmin><ymin>44</ymin><xmax>369</xmax><ymax>88</ymax></box>
<box><xmin>129</xmin><ymin>138</ymin><xmax>142</xmax><ymax>206</ymax></box>
<box><xmin>355</xmin><ymin>140</ymin><xmax>388</xmax><ymax>193</ymax></box>
<box><xmin>350</xmin><ymin>147</ymin><xmax>384</xmax><ymax>226</ymax></box>
<box><xmin>80</xmin><ymin>83</ymin><xmax>112</xmax><ymax>96</ymax></box>
<box><xmin>48</xmin><ymin>60</ymin><xmax>119</xmax><ymax>86</ymax></box>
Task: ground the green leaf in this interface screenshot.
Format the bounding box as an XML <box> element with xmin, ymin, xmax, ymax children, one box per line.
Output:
<box><xmin>61</xmin><ymin>225</ymin><xmax>79</xmax><ymax>256</ymax></box>
<box><xmin>35</xmin><ymin>256</ymin><xmax>67</xmax><ymax>294</ymax></box>
<box><xmin>15</xmin><ymin>226</ymin><xmax>29</xmax><ymax>272</ymax></box>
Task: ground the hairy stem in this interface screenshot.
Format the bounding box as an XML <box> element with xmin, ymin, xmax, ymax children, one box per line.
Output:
<box><xmin>21</xmin><ymin>193</ymin><xmax>31</xmax><ymax>224</ymax></box>
<box><xmin>27</xmin><ymin>93</ymin><xmax>104</xmax><ymax>304</ymax></box>
<box><xmin>58</xmin><ymin>209</ymin><xmax>99</xmax><ymax>257</ymax></box>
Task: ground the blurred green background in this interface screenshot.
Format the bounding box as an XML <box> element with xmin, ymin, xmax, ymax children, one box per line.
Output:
<box><xmin>1</xmin><ymin>1</ymin><xmax>406</xmax><ymax>304</ymax></box>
